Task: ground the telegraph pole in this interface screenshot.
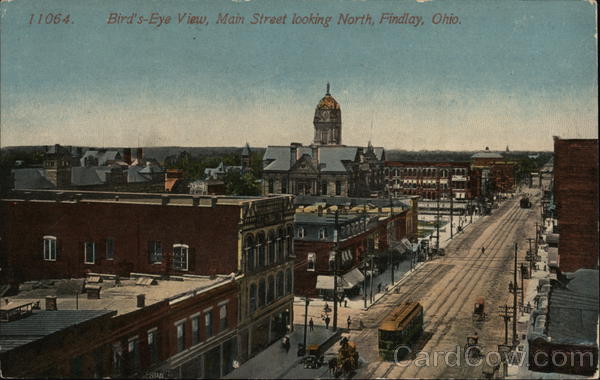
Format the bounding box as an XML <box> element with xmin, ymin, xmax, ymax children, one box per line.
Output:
<box><xmin>527</xmin><ymin>237</ymin><xmax>535</xmax><ymax>274</ymax></box>
<box><xmin>333</xmin><ymin>210</ymin><xmax>339</xmax><ymax>331</ymax></box>
<box><xmin>450</xmin><ymin>192</ymin><xmax>454</xmax><ymax>239</ymax></box>
<box><xmin>498</xmin><ymin>304</ymin><xmax>513</xmax><ymax>345</ymax></box>
<box><xmin>390</xmin><ymin>195</ymin><xmax>395</xmax><ymax>285</ymax></box>
<box><xmin>436</xmin><ymin>192</ymin><xmax>441</xmax><ymax>254</ymax></box>
<box><xmin>303</xmin><ymin>297</ymin><xmax>310</xmax><ymax>352</ymax></box>
<box><xmin>513</xmin><ymin>243</ymin><xmax>518</xmax><ymax>346</ymax></box>
<box><xmin>370</xmin><ymin>254</ymin><xmax>374</xmax><ymax>303</ymax></box>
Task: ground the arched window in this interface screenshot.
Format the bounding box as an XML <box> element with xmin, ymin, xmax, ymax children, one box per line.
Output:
<box><xmin>268</xmin><ymin>231</ymin><xmax>275</xmax><ymax>265</ymax></box>
<box><xmin>276</xmin><ymin>271</ymin><xmax>284</xmax><ymax>299</ymax></box>
<box><xmin>285</xmin><ymin>268</ymin><xmax>293</xmax><ymax>295</ymax></box>
<box><xmin>286</xmin><ymin>225</ymin><xmax>294</xmax><ymax>257</ymax></box>
<box><xmin>249</xmin><ymin>283</ymin><xmax>257</xmax><ymax>314</ymax></box>
<box><xmin>277</xmin><ymin>229</ymin><xmax>284</xmax><ymax>263</ymax></box>
<box><xmin>267</xmin><ymin>275</ymin><xmax>275</xmax><ymax>304</ymax></box>
<box><xmin>257</xmin><ymin>232</ymin><xmax>266</xmax><ymax>269</ymax></box>
<box><xmin>307</xmin><ymin>253</ymin><xmax>316</xmax><ymax>271</ymax></box>
<box><xmin>245</xmin><ymin>235</ymin><xmax>255</xmax><ymax>273</ymax></box>
<box><xmin>296</xmin><ymin>227</ymin><xmax>305</xmax><ymax>239</ymax></box>
<box><xmin>258</xmin><ymin>279</ymin><xmax>266</xmax><ymax>307</ymax></box>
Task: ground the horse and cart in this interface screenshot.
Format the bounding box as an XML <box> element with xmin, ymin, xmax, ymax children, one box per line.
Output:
<box><xmin>472</xmin><ymin>297</ymin><xmax>488</xmax><ymax>325</ymax></box>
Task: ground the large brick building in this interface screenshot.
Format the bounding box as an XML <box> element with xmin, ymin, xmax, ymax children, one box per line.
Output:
<box><xmin>0</xmin><ymin>190</ymin><xmax>296</xmax><ymax>375</ymax></box>
<box><xmin>292</xmin><ymin>196</ymin><xmax>418</xmax><ymax>297</ymax></box>
<box><xmin>553</xmin><ymin>137</ymin><xmax>599</xmax><ymax>272</ymax></box>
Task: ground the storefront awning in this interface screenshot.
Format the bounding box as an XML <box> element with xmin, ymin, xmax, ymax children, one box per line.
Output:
<box><xmin>315</xmin><ymin>275</ymin><xmax>350</xmax><ymax>290</ymax></box>
<box><xmin>342</xmin><ymin>268</ymin><xmax>365</xmax><ymax>288</ymax></box>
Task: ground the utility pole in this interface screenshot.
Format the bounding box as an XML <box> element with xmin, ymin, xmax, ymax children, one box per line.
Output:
<box><xmin>436</xmin><ymin>192</ymin><xmax>441</xmax><ymax>254</ymax></box>
<box><xmin>527</xmin><ymin>237</ymin><xmax>535</xmax><ymax>274</ymax></box>
<box><xmin>390</xmin><ymin>195</ymin><xmax>395</xmax><ymax>286</ymax></box>
<box><xmin>303</xmin><ymin>297</ymin><xmax>310</xmax><ymax>352</ymax></box>
<box><xmin>513</xmin><ymin>243</ymin><xmax>518</xmax><ymax>346</ymax></box>
<box><xmin>534</xmin><ymin>222</ymin><xmax>539</xmax><ymax>260</ymax></box>
<box><xmin>333</xmin><ymin>210</ymin><xmax>339</xmax><ymax>332</ymax></box>
<box><xmin>450</xmin><ymin>192</ymin><xmax>454</xmax><ymax>239</ymax></box>
<box><xmin>498</xmin><ymin>304</ymin><xmax>513</xmax><ymax>345</ymax></box>
<box><xmin>363</xmin><ymin>256</ymin><xmax>367</xmax><ymax>308</ymax></box>
<box><xmin>370</xmin><ymin>254</ymin><xmax>374</xmax><ymax>304</ymax></box>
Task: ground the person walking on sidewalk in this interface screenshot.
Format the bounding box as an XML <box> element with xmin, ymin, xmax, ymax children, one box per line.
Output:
<box><xmin>347</xmin><ymin>316</ymin><xmax>352</xmax><ymax>329</ymax></box>
<box><xmin>309</xmin><ymin>317</ymin><xmax>314</xmax><ymax>332</ymax></box>
<box><xmin>344</xmin><ymin>298</ymin><xmax>348</xmax><ymax>308</ymax></box>
<box><xmin>325</xmin><ymin>315</ymin><xmax>331</xmax><ymax>330</ymax></box>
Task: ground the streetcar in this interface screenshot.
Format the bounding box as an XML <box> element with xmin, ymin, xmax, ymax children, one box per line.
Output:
<box><xmin>378</xmin><ymin>302</ymin><xmax>424</xmax><ymax>361</ymax></box>
<box><xmin>520</xmin><ymin>196</ymin><xmax>531</xmax><ymax>208</ymax></box>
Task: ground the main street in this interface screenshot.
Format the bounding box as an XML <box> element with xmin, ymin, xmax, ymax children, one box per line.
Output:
<box><xmin>301</xmin><ymin>190</ymin><xmax>540</xmax><ymax>379</ymax></box>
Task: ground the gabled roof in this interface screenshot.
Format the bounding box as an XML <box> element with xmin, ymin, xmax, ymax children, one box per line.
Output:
<box><xmin>127</xmin><ymin>166</ymin><xmax>150</xmax><ymax>183</ymax></box>
<box><xmin>319</xmin><ymin>147</ymin><xmax>358</xmax><ymax>172</ymax></box>
<box><xmin>70</xmin><ymin>167</ymin><xmax>105</xmax><ymax>186</ymax></box>
<box><xmin>11</xmin><ymin>169</ymin><xmax>56</xmax><ymax>189</ymax></box>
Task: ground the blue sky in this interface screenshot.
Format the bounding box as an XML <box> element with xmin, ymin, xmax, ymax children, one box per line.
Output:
<box><xmin>1</xmin><ymin>0</ymin><xmax>597</xmax><ymax>150</ymax></box>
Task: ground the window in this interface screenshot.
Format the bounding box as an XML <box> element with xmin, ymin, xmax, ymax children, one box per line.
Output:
<box><xmin>147</xmin><ymin>329</ymin><xmax>158</xmax><ymax>363</ymax></box>
<box><xmin>128</xmin><ymin>336</ymin><xmax>140</xmax><ymax>372</ymax></box>
<box><xmin>286</xmin><ymin>268</ymin><xmax>293</xmax><ymax>294</ymax></box>
<box><xmin>257</xmin><ymin>233</ymin><xmax>266</xmax><ymax>269</ymax></box>
<box><xmin>245</xmin><ymin>235</ymin><xmax>255</xmax><ymax>273</ymax></box>
<box><xmin>297</xmin><ymin>227</ymin><xmax>305</xmax><ymax>239</ymax></box>
<box><xmin>204</xmin><ymin>310</ymin><xmax>213</xmax><ymax>339</ymax></box>
<box><xmin>276</xmin><ymin>272</ymin><xmax>284</xmax><ymax>299</ymax></box>
<box><xmin>335</xmin><ymin>181</ymin><xmax>342</xmax><ymax>195</ymax></box>
<box><xmin>277</xmin><ymin>229</ymin><xmax>284</xmax><ymax>262</ymax></box>
<box><xmin>106</xmin><ymin>238</ymin><xmax>115</xmax><ymax>260</ymax></box>
<box><xmin>267</xmin><ymin>275</ymin><xmax>275</xmax><ymax>304</ymax></box>
<box><xmin>191</xmin><ymin>316</ymin><xmax>200</xmax><ymax>345</ymax></box>
<box><xmin>176</xmin><ymin>322</ymin><xmax>186</xmax><ymax>352</ymax></box>
<box><xmin>112</xmin><ymin>343</ymin><xmax>123</xmax><ymax>377</ymax></box>
<box><xmin>84</xmin><ymin>242</ymin><xmax>95</xmax><ymax>264</ymax></box>
<box><xmin>258</xmin><ymin>279</ymin><xmax>266</xmax><ymax>307</ymax></box>
<box><xmin>321</xmin><ymin>182</ymin><xmax>327</xmax><ymax>195</ymax></box>
<box><xmin>307</xmin><ymin>253</ymin><xmax>316</xmax><ymax>271</ymax></box>
<box><xmin>43</xmin><ymin>236</ymin><xmax>57</xmax><ymax>261</ymax></box>
<box><xmin>281</xmin><ymin>179</ymin><xmax>288</xmax><ymax>194</ymax></box>
<box><xmin>268</xmin><ymin>232</ymin><xmax>275</xmax><ymax>265</ymax></box>
<box><xmin>319</xmin><ymin>228</ymin><xmax>328</xmax><ymax>240</ymax></box>
<box><xmin>219</xmin><ymin>303</ymin><xmax>228</xmax><ymax>331</ymax></box>
<box><xmin>329</xmin><ymin>252</ymin><xmax>336</xmax><ymax>271</ymax></box>
<box><xmin>249</xmin><ymin>283</ymin><xmax>257</xmax><ymax>314</ymax></box>
<box><xmin>172</xmin><ymin>244</ymin><xmax>189</xmax><ymax>271</ymax></box>
<box><xmin>268</xmin><ymin>178</ymin><xmax>274</xmax><ymax>193</ymax></box>
<box><xmin>148</xmin><ymin>241</ymin><xmax>163</xmax><ymax>264</ymax></box>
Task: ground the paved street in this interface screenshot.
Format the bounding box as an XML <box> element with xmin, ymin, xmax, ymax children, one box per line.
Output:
<box><xmin>325</xmin><ymin>190</ymin><xmax>542</xmax><ymax>379</ymax></box>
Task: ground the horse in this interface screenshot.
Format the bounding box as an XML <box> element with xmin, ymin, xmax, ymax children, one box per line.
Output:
<box><xmin>328</xmin><ymin>357</ymin><xmax>337</xmax><ymax>376</ymax></box>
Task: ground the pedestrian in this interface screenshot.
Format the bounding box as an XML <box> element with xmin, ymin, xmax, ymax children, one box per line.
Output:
<box><xmin>325</xmin><ymin>315</ymin><xmax>330</xmax><ymax>330</ymax></box>
<box><xmin>377</xmin><ymin>283</ymin><xmax>381</xmax><ymax>293</ymax></box>
<box><xmin>347</xmin><ymin>316</ymin><xmax>352</xmax><ymax>329</ymax></box>
<box><xmin>344</xmin><ymin>298</ymin><xmax>348</xmax><ymax>308</ymax></box>
<box><xmin>481</xmin><ymin>246</ymin><xmax>485</xmax><ymax>255</ymax></box>
<box><xmin>309</xmin><ymin>317</ymin><xmax>314</xmax><ymax>331</ymax></box>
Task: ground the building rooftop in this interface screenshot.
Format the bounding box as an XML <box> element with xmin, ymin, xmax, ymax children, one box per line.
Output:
<box><xmin>294</xmin><ymin>194</ymin><xmax>412</xmax><ymax>209</ymax></box>
<box><xmin>0</xmin><ymin>309</ymin><xmax>115</xmax><ymax>353</ymax></box>
<box><xmin>2</xmin><ymin>189</ymin><xmax>288</xmax><ymax>207</ymax></box>
<box><xmin>544</xmin><ymin>269</ymin><xmax>598</xmax><ymax>346</ymax></box>
<box><xmin>10</xmin><ymin>274</ymin><xmax>234</xmax><ymax>317</ymax></box>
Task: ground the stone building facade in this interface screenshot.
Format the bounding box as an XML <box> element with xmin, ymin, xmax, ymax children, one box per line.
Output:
<box><xmin>262</xmin><ymin>86</ymin><xmax>385</xmax><ymax>198</ymax></box>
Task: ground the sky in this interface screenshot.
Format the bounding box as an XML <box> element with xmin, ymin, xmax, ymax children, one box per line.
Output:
<box><xmin>1</xmin><ymin>0</ymin><xmax>597</xmax><ymax>151</ymax></box>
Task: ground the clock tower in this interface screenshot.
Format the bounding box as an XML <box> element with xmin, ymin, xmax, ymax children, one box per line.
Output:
<box><xmin>313</xmin><ymin>83</ymin><xmax>342</xmax><ymax>145</ymax></box>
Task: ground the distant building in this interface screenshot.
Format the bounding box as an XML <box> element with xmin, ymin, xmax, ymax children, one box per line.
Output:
<box><xmin>552</xmin><ymin>137</ymin><xmax>599</xmax><ymax>272</ymax></box>
<box><xmin>384</xmin><ymin>161</ymin><xmax>473</xmax><ymax>200</ymax></box>
<box><xmin>470</xmin><ymin>147</ymin><xmax>517</xmax><ymax>195</ymax></box>
<box><xmin>263</xmin><ymin>86</ymin><xmax>385</xmax><ymax>197</ymax></box>
<box><xmin>204</xmin><ymin>143</ymin><xmax>253</xmax><ymax>180</ymax></box>
<box><xmin>11</xmin><ymin>145</ymin><xmax>165</xmax><ymax>192</ymax></box>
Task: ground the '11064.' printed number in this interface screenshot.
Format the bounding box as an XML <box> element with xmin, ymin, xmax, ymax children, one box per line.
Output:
<box><xmin>29</xmin><ymin>13</ymin><xmax>72</xmax><ymax>24</ymax></box>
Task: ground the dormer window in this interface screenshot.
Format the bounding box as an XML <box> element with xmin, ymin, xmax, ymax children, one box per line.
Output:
<box><xmin>297</xmin><ymin>227</ymin><xmax>305</xmax><ymax>239</ymax></box>
<box><xmin>319</xmin><ymin>228</ymin><xmax>328</xmax><ymax>240</ymax></box>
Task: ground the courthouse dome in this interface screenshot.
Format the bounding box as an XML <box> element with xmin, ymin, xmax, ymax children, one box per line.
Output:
<box><xmin>316</xmin><ymin>83</ymin><xmax>341</xmax><ymax>110</ymax></box>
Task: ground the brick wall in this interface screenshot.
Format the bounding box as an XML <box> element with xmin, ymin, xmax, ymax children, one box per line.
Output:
<box><xmin>0</xmin><ymin>200</ymin><xmax>241</xmax><ymax>283</ymax></box>
<box><xmin>553</xmin><ymin>138</ymin><xmax>599</xmax><ymax>272</ymax></box>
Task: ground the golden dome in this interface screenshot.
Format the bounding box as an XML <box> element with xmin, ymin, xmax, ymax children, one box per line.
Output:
<box><xmin>317</xmin><ymin>95</ymin><xmax>340</xmax><ymax>110</ymax></box>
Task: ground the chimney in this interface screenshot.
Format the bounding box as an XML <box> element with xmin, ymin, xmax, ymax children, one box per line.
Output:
<box><xmin>290</xmin><ymin>143</ymin><xmax>299</xmax><ymax>168</ymax></box>
<box><xmin>45</xmin><ymin>296</ymin><xmax>58</xmax><ymax>311</ymax></box>
<box><xmin>136</xmin><ymin>147</ymin><xmax>144</xmax><ymax>162</ymax></box>
<box><xmin>137</xmin><ymin>294</ymin><xmax>145</xmax><ymax>308</ymax></box>
<box><xmin>123</xmin><ymin>148</ymin><xmax>132</xmax><ymax>164</ymax></box>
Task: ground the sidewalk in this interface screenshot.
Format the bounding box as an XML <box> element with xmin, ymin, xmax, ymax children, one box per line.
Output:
<box><xmin>224</xmin><ymin>325</ymin><xmax>338</xmax><ymax>379</ymax></box>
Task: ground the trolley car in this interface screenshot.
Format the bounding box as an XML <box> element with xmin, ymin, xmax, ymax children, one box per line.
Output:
<box><xmin>378</xmin><ymin>302</ymin><xmax>424</xmax><ymax>361</ymax></box>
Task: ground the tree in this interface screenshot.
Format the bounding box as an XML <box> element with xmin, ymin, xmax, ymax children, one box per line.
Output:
<box><xmin>224</xmin><ymin>170</ymin><xmax>261</xmax><ymax>196</ymax></box>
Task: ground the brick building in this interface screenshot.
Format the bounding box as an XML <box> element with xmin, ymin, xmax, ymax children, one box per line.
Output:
<box><xmin>553</xmin><ymin>137</ymin><xmax>599</xmax><ymax>272</ymax></box>
<box><xmin>292</xmin><ymin>196</ymin><xmax>418</xmax><ymax>297</ymax></box>
<box><xmin>384</xmin><ymin>161</ymin><xmax>473</xmax><ymax>200</ymax></box>
<box><xmin>470</xmin><ymin>148</ymin><xmax>517</xmax><ymax>195</ymax></box>
<box><xmin>0</xmin><ymin>274</ymin><xmax>238</xmax><ymax>378</ymax></box>
<box><xmin>0</xmin><ymin>190</ymin><xmax>296</xmax><ymax>373</ymax></box>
